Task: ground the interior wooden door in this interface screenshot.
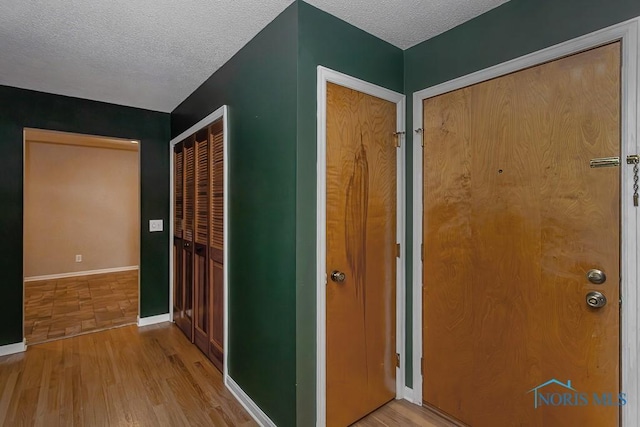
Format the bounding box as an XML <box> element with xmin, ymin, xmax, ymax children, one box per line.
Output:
<box><xmin>173</xmin><ymin>142</ymin><xmax>186</xmax><ymax>332</ymax></box>
<box><xmin>193</xmin><ymin>128</ymin><xmax>210</xmax><ymax>354</ymax></box>
<box><xmin>208</xmin><ymin>120</ymin><xmax>224</xmax><ymax>371</ymax></box>
<box><xmin>326</xmin><ymin>82</ymin><xmax>397</xmax><ymax>427</ymax></box>
<box><xmin>422</xmin><ymin>43</ymin><xmax>621</xmax><ymax>426</ymax></box>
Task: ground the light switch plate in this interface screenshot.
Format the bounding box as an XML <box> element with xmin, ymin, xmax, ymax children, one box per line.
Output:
<box><xmin>149</xmin><ymin>219</ymin><xmax>163</xmax><ymax>232</ymax></box>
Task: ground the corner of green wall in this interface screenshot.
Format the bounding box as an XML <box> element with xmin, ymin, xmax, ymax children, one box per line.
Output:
<box><xmin>295</xmin><ymin>2</ymin><xmax>404</xmax><ymax>424</ymax></box>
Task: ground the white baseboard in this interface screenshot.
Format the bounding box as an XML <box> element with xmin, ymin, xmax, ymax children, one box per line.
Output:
<box><xmin>403</xmin><ymin>386</ymin><xmax>417</xmax><ymax>404</ymax></box>
<box><xmin>24</xmin><ymin>265</ymin><xmax>139</xmax><ymax>282</ymax></box>
<box><xmin>137</xmin><ymin>313</ymin><xmax>171</xmax><ymax>327</ymax></box>
<box><xmin>0</xmin><ymin>340</ymin><xmax>26</xmax><ymax>357</ymax></box>
<box><xmin>225</xmin><ymin>375</ymin><xmax>276</xmax><ymax>427</ymax></box>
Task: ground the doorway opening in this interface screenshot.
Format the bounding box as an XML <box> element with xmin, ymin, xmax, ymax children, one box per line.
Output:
<box><xmin>23</xmin><ymin>129</ymin><xmax>140</xmax><ymax>345</ymax></box>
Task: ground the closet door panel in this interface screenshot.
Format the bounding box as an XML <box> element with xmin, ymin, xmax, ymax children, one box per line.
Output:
<box><xmin>174</xmin><ymin>143</ymin><xmax>192</xmax><ymax>338</ymax></box>
<box><xmin>178</xmin><ymin>138</ymin><xmax>195</xmax><ymax>339</ymax></box>
<box><xmin>194</xmin><ymin>130</ymin><xmax>210</xmax><ymax>354</ymax></box>
<box><xmin>208</xmin><ymin>122</ymin><xmax>224</xmax><ymax>370</ymax></box>
<box><xmin>209</xmin><ymin>256</ymin><xmax>224</xmax><ymax>371</ymax></box>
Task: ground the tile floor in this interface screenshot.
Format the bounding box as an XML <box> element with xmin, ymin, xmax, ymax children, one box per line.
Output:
<box><xmin>24</xmin><ymin>270</ymin><xmax>138</xmax><ymax>344</ymax></box>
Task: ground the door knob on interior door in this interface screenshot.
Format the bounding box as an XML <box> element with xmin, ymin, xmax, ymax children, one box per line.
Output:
<box><xmin>586</xmin><ymin>291</ymin><xmax>607</xmax><ymax>308</ymax></box>
<box><xmin>330</xmin><ymin>270</ymin><xmax>346</xmax><ymax>283</ymax></box>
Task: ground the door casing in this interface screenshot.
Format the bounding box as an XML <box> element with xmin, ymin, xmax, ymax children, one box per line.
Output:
<box><xmin>411</xmin><ymin>18</ymin><xmax>640</xmax><ymax>424</ymax></box>
<box><xmin>169</xmin><ymin>105</ymin><xmax>229</xmax><ymax>380</ymax></box>
<box><xmin>316</xmin><ymin>66</ymin><xmax>406</xmax><ymax>426</ymax></box>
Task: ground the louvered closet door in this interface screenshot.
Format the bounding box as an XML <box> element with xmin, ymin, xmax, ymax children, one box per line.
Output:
<box><xmin>193</xmin><ymin>129</ymin><xmax>210</xmax><ymax>354</ymax></box>
<box><xmin>173</xmin><ymin>142</ymin><xmax>186</xmax><ymax>331</ymax></box>
<box><xmin>179</xmin><ymin>137</ymin><xmax>195</xmax><ymax>339</ymax></box>
<box><xmin>208</xmin><ymin>120</ymin><xmax>224</xmax><ymax>371</ymax></box>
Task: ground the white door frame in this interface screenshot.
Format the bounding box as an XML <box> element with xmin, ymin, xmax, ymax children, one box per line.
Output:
<box><xmin>316</xmin><ymin>66</ymin><xmax>406</xmax><ymax>426</ymax></box>
<box><xmin>169</xmin><ymin>105</ymin><xmax>229</xmax><ymax>380</ymax></box>
<box><xmin>411</xmin><ymin>18</ymin><xmax>640</xmax><ymax>424</ymax></box>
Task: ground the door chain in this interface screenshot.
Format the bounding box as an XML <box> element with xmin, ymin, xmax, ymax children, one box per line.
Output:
<box><xmin>628</xmin><ymin>155</ymin><xmax>640</xmax><ymax>207</ymax></box>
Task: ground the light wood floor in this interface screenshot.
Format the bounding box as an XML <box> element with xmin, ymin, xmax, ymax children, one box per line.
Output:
<box><xmin>24</xmin><ymin>270</ymin><xmax>138</xmax><ymax>344</ymax></box>
<box><xmin>0</xmin><ymin>321</ymin><xmax>459</xmax><ymax>427</ymax></box>
<box><xmin>354</xmin><ymin>399</ymin><xmax>458</xmax><ymax>427</ymax></box>
<box><xmin>0</xmin><ymin>323</ymin><xmax>255</xmax><ymax>427</ymax></box>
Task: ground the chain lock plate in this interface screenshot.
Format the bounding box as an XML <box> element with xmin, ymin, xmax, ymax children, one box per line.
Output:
<box><xmin>627</xmin><ymin>155</ymin><xmax>640</xmax><ymax>207</ymax></box>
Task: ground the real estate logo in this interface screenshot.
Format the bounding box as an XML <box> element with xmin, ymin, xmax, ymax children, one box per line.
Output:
<box><xmin>527</xmin><ymin>379</ymin><xmax>626</xmax><ymax>408</ymax></box>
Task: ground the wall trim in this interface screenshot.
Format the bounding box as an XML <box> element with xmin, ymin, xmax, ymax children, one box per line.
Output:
<box><xmin>225</xmin><ymin>376</ymin><xmax>277</xmax><ymax>427</ymax></box>
<box><xmin>169</xmin><ymin>104</ymin><xmax>229</xmax><ymax>380</ymax></box>
<box><xmin>24</xmin><ymin>265</ymin><xmax>139</xmax><ymax>282</ymax></box>
<box><xmin>403</xmin><ymin>387</ymin><xmax>415</xmax><ymax>404</ymax></box>
<box><xmin>316</xmin><ymin>66</ymin><xmax>406</xmax><ymax>426</ymax></box>
<box><xmin>0</xmin><ymin>340</ymin><xmax>26</xmax><ymax>357</ymax></box>
<box><xmin>137</xmin><ymin>313</ymin><xmax>171</xmax><ymax>327</ymax></box>
<box><xmin>411</xmin><ymin>17</ymin><xmax>640</xmax><ymax>423</ymax></box>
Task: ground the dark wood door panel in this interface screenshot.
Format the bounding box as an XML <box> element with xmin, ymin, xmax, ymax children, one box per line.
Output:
<box><xmin>173</xmin><ymin>120</ymin><xmax>224</xmax><ymax>372</ymax></box>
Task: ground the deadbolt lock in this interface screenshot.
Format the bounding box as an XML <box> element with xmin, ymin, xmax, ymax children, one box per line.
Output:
<box><xmin>586</xmin><ymin>291</ymin><xmax>607</xmax><ymax>309</ymax></box>
<box><xmin>586</xmin><ymin>269</ymin><xmax>606</xmax><ymax>285</ymax></box>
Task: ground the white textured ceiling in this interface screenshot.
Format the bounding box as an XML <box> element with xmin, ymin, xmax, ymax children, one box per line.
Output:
<box><xmin>0</xmin><ymin>0</ymin><xmax>509</xmax><ymax>113</ymax></box>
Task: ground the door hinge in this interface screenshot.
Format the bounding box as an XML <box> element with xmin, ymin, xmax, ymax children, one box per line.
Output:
<box><xmin>421</xmin><ymin>243</ymin><xmax>424</xmax><ymax>262</ymax></box>
<box><xmin>420</xmin><ymin>358</ymin><xmax>423</xmax><ymax>375</ymax></box>
<box><xmin>415</xmin><ymin>128</ymin><xmax>424</xmax><ymax>147</ymax></box>
<box><xmin>396</xmin><ymin>243</ymin><xmax>401</xmax><ymax>258</ymax></box>
<box><xmin>395</xmin><ymin>353</ymin><xmax>400</xmax><ymax>368</ymax></box>
<box><xmin>393</xmin><ymin>131</ymin><xmax>405</xmax><ymax>147</ymax></box>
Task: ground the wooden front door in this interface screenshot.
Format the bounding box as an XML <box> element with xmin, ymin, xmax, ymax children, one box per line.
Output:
<box><xmin>422</xmin><ymin>43</ymin><xmax>621</xmax><ymax>426</ymax></box>
<box><xmin>326</xmin><ymin>82</ymin><xmax>398</xmax><ymax>427</ymax></box>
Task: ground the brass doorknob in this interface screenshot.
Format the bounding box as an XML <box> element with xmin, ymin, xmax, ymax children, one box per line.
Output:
<box><xmin>330</xmin><ymin>271</ymin><xmax>346</xmax><ymax>283</ymax></box>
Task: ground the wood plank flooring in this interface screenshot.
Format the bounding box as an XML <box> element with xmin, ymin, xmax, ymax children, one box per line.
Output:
<box><xmin>0</xmin><ymin>323</ymin><xmax>255</xmax><ymax>427</ymax></box>
<box><xmin>1</xmin><ymin>320</ymin><xmax>459</xmax><ymax>427</ymax></box>
<box><xmin>354</xmin><ymin>400</ymin><xmax>459</xmax><ymax>427</ymax></box>
<box><xmin>24</xmin><ymin>271</ymin><xmax>138</xmax><ymax>344</ymax></box>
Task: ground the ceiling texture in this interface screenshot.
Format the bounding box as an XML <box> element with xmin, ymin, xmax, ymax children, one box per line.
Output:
<box><xmin>0</xmin><ymin>0</ymin><xmax>509</xmax><ymax>113</ymax></box>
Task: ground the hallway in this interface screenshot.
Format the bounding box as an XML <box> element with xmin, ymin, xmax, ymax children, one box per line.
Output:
<box><xmin>1</xmin><ymin>321</ymin><xmax>457</xmax><ymax>427</ymax></box>
<box><xmin>0</xmin><ymin>323</ymin><xmax>254</xmax><ymax>426</ymax></box>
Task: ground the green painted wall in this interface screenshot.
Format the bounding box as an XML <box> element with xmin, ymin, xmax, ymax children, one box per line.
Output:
<box><xmin>0</xmin><ymin>85</ymin><xmax>170</xmax><ymax>346</ymax></box>
<box><xmin>295</xmin><ymin>3</ymin><xmax>404</xmax><ymax>424</ymax></box>
<box><xmin>171</xmin><ymin>3</ymin><xmax>402</xmax><ymax>424</ymax></box>
<box><xmin>403</xmin><ymin>0</ymin><xmax>640</xmax><ymax>386</ymax></box>
<box><xmin>170</xmin><ymin>4</ymin><xmax>299</xmax><ymax>426</ymax></box>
